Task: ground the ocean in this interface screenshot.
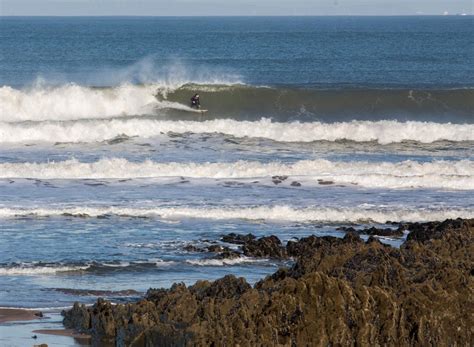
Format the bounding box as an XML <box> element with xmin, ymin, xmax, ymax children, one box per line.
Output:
<box><xmin>0</xmin><ymin>16</ymin><xmax>473</xmax><ymax>344</ymax></box>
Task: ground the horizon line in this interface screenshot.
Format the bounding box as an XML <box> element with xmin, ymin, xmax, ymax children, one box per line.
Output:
<box><xmin>1</xmin><ymin>14</ymin><xmax>472</xmax><ymax>17</ymax></box>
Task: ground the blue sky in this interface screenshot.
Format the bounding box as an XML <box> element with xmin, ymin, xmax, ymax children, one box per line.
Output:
<box><xmin>0</xmin><ymin>0</ymin><xmax>472</xmax><ymax>16</ymax></box>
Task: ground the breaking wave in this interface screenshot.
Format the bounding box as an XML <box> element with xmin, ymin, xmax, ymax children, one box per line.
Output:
<box><xmin>0</xmin><ymin>263</ymin><xmax>90</xmax><ymax>275</ymax></box>
<box><xmin>0</xmin><ymin>259</ymin><xmax>175</xmax><ymax>276</ymax></box>
<box><xmin>1</xmin><ymin>118</ymin><xmax>473</xmax><ymax>144</ymax></box>
<box><xmin>1</xmin><ymin>158</ymin><xmax>473</xmax><ymax>190</ymax></box>
<box><xmin>0</xmin><ymin>205</ymin><xmax>472</xmax><ymax>223</ymax></box>
<box><xmin>162</xmin><ymin>84</ymin><xmax>474</xmax><ymax>122</ymax></box>
<box><xmin>1</xmin><ymin>83</ymin><xmax>473</xmax><ymax>123</ymax></box>
<box><xmin>186</xmin><ymin>257</ymin><xmax>267</xmax><ymax>266</ymax></box>
<box><xmin>0</xmin><ymin>84</ymin><xmax>160</xmax><ymax>122</ymax></box>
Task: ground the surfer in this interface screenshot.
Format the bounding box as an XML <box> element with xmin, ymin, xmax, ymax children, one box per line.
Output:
<box><xmin>190</xmin><ymin>94</ymin><xmax>200</xmax><ymax>109</ymax></box>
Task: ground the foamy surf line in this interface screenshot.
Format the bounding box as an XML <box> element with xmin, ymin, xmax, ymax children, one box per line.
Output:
<box><xmin>1</xmin><ymin>158</ymin><xmax>473</xmax><ymax>189</ymax></box>
<box><xmin>0</xmin><ymin>205</ymin><xmax>472</xmax><ymax>223</ymax></box>
<box><xmin>0</xmin><ymin>259</ymin><xmax>175</xmax><ymax>275</ymax></box>
<box><xmin>1</xmin><ymin>118</ymin><xmax>472</xmax><ymax>144</ymax></box>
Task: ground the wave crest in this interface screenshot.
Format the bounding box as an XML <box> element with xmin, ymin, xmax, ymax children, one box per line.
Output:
<box><xmin>2</xmin><ymin>82</ymin><xmax>473</xmax><ymax>123</ymax></box>
<box><xmin>1</xmin><ymin>118</ymin><xmax>473</xmax><ymax>144</ymax></box>
<box><xmin>0</xmin><ymin>84</ymin><xmax>161</xmax><ymax>122</ymax></box>
<box><xmin>0</xmin><ymin>205</ymin><xmax>472</xmax><ymax>223</ymax></box>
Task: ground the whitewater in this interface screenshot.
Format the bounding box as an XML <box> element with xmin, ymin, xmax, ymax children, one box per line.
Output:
<box><xmin>1</xmin><ymin>158</ymin><xmax>473</xmax><ymax>190</ymax></box>
<box><xmin>2</xmin><ymin>118</ymin><xmax>473</xmax><ymax>144</ymax></box>
<box><xmin>1</xmin><ymin>205</ymin><xmax>472</xmax><ymax>223</ymax></box>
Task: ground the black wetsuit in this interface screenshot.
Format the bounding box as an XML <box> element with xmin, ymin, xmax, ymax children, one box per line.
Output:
<box><xmin>190</xmin><ymin>96</ymin><xmax>200</xmax><ymax>109</ymax></box>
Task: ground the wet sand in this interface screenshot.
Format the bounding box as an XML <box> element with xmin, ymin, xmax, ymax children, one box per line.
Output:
<box><xmin>0</xmin><ymin>308</ymin><xmax>41</xmax><ymax>323</ymax></box>
<box><xmin>34</xmin><ymin>329</ymin><xmax>91</xmax><ymax>344</ymax></box>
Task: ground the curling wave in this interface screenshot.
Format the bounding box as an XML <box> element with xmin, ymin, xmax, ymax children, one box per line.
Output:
<box><xmin>1</xmin><ymin>158</ymin><xmax>472</xmax><ymax>190</ymax></box>
<box><xmin>162</xmin><ymin>84</ymin><xmax>474</xmax><ymax>122</ymax></box>
<box><xmin>2</xmin><ymin>83</ymin><xmax>473</xmax><ymax>123</ymax></box>
<box><xmin>1</xmin><ymin>118</ymin><xmax>473</xmax><ymax>144</ymax></box>
<box><xmin>0</xmin><ymin>205</ymin><xmax>472</xmax><ymax>223</ymax></box>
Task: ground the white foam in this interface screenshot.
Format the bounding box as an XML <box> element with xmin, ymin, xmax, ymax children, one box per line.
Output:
<box><xmin>0</xmin><ymin>84</ymin><xmax>162</xmax><ymax>122</ymax></box>
<box><xmin>0</xmin><ymin>205</ymin><xmax>471</xmax><ymax>223</ymax></box>
<box><xmin>1</xmin><ymin>118</ymin><xmax>472</xmax><ymax>144</ymax></box>
<box><xmin>186</xmin><ymin>257</ymin><xmax>264</xmax><ymax>266</ymax></box>
<box><xmin>0</xmin><ymin>158</ymin><xmax>472</xmax><ymax>190</ymax></box>
<box><xmin>0</xmin><ymin>264</ymin><xmax>90</xmax><ymax>275</ymax></box>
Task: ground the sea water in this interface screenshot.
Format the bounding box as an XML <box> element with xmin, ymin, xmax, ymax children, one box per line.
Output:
<box><xmin>0</xmin><ymin>16</ymin><xmax>473</xmax><ymax>340</ymax></box>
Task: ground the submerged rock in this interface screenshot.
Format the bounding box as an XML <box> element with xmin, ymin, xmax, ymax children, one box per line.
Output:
<box><xmin>64</xmin><ymin>218</ymin><xmax>474</xmax><ymax>346</ymax></box>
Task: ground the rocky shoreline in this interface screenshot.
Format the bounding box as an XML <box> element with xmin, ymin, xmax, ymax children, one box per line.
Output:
<box><xmin>63</xmin><ymin>219</ymin><xmax>473</xmax><ymax>346</ymax></box>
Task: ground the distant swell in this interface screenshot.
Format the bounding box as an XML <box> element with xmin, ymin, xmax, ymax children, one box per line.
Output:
<box><xmin>1</xmin><ymin>118</ymin><xmax>473</xmax><ymax>144</ymax></box>
<box><xmin>1</xmin><ymin>158</ymin><xmax>472</xmax><ymax>190</ymax></box>
<box><xmin>0</xmin><ymin>205</ymin><xmax>472</xmax><ymax>223</ymax></box>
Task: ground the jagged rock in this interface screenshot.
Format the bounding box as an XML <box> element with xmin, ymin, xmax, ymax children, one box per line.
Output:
<box><xmin>221</xmin><ymin>233</ymin><xmax>287</xmax><ymax>259</ymax></box>
<box><xmin>213</xmin><ymin>247</ymin><xmax>241</xmax><ymax>259</ymax></box>
<box><xmin>62</xmin><ymin>302</ymin><xmax>91</xmax><ymax>332</ymax></box>
<box><xmin>63</xmin><ymin>218</ymin><xmax>474</xmax><ymax>346</ymax></box>
<box><xmin>221</xmin><ymin>233</ymin><xmax>256</xmax><ymax>244</ymax></box>
<box><xmin>338</xmin><ymin>225</ymin><xmax>404</xmax><ymax>237</ymax></box>
<box><xmin>405</xmin><ymin>218</ymin><xmax>474</xmax><ymax>242</ymax></box>
<box><xmin>242</xmin><ymin>235</ymin><xmax>287</xmax><ymax>259</ymax></box>
<box><xmin>183</xmin><ymin>245</ymin><xmax>203</xmax><ymax>252</ymax></box>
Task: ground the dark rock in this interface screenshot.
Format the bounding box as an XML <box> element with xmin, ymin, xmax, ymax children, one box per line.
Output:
<box><xmin>191</xmin><ymin>275</ymin><xmax>251</xmax><ymax>300</ymax></box>
<box><xmin>337</xmin><ymin>226</ymin><xmax>356</xmax><ymax>232</ymax></box>
<box><xmin>206</xmin><ymin>245</ymin><xmax>223</xmax><ymax>253</ymax></box>
<box><xmin>405</xmin><ymin>218</ymin><xmax>474</xmax><ymax>243</ymax></box>
<box><xmin>214</xmin><ymin>247</ymin><xmax>241</xmax><ymax>259</ymax></box>
<box><xmin>183</xmin><ymin>244</ymin><xmax>203</xmax><ymax>252</ymax></box>
<box><xmin>62</xmin><ymin>302</ymin><xmax>91</xmax><ymax>332</ymax></box>
<box><xmin>338</xmin><ymin>225</ymin><xmax>404</xmax><ymax>237</ymax></box>
<box><xmin>317</xmin><ymin>179</ymin><xmax>334</xmax><ymax>185</ymax></box>
<box><xmin>286</xmin><ymin>235</ymin><xmax>343</xmax><ymax>258</ymax></box>
<box><xmin>290</xmin><ymin>181</ymin><xmax>301</xmax><ymax>187</ymax></box>
<box><xmin>242</xmin><ymin>235</ymin><xmax>287</xmax><ymax>259</ymax></box>
<box><xmin>221</xmin><ymin>233</ymin><xmax>256</xmax><ymax>244</ymax></box>
<box><xmin>272</xmin><ymin>175</ymin><xmax>288</xmax><ymax>181</ymax></box>
<box><xmin>63</xmin><ymin>219</ymin><xmax>474</xmax><ymax>346</ymax></box>
<box><xmin>360</xmin><ymin>226</ymin><xmax>404</xmax><ymax>237</ymax></box>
